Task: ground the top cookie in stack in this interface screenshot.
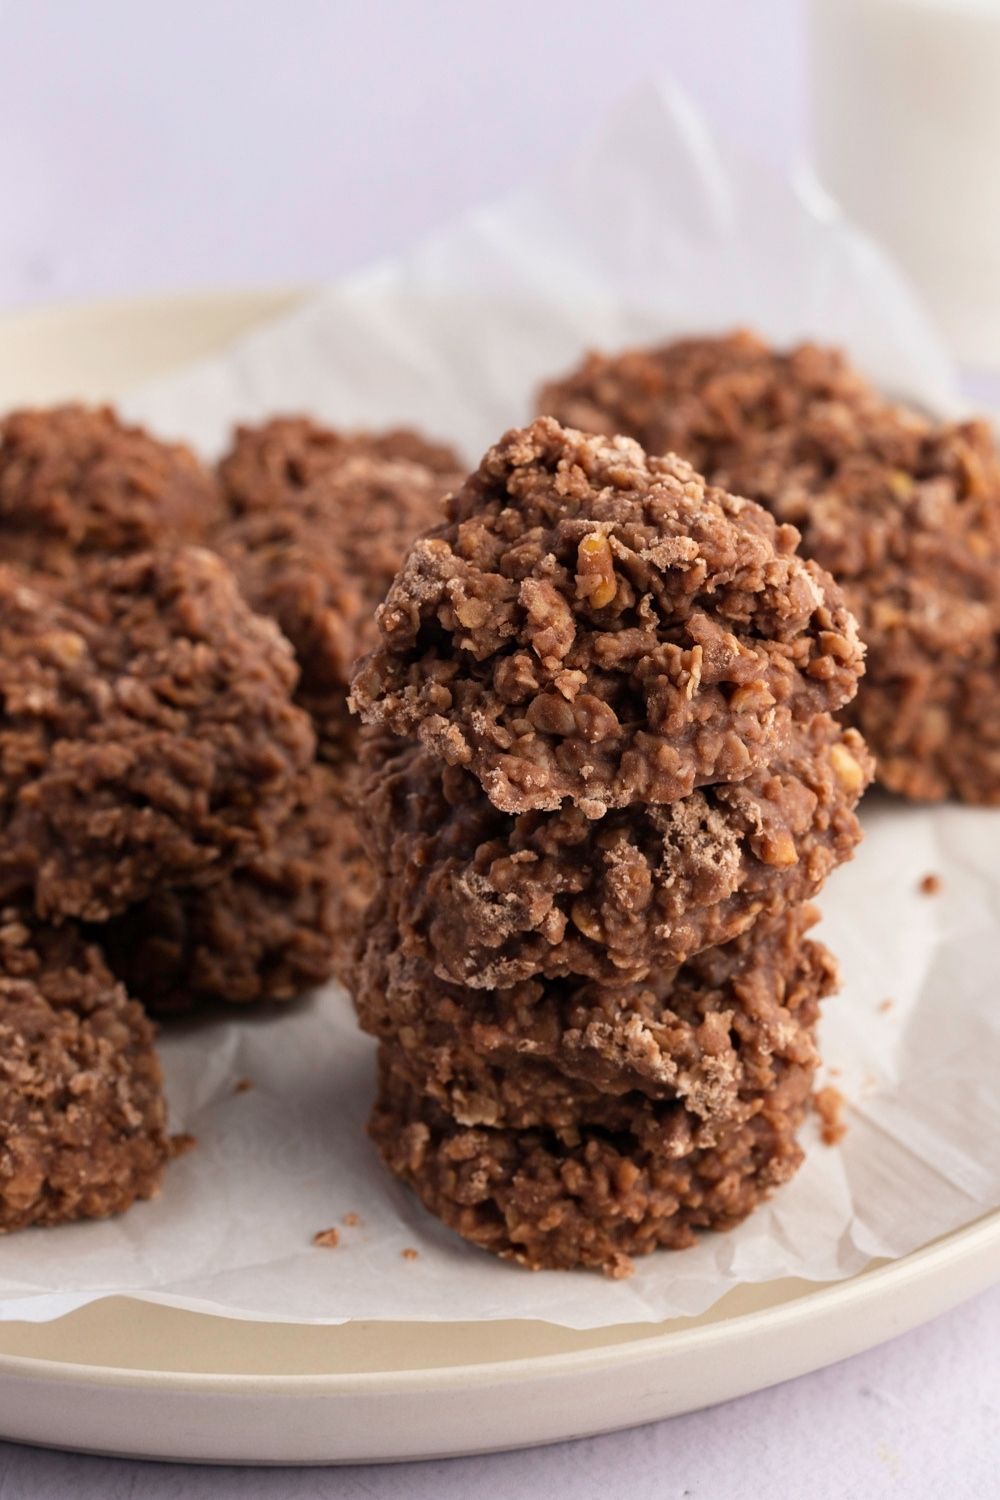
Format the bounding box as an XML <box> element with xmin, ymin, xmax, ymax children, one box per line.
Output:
<box><xmin>351</xmin><ymin>418</ymin><xmax>873</xmax><ymax>1276</ymax></box>
<box><xmin>352</xmin><ymin>418</ymin><xmax>863</xmax><ymax>814</ymax></box>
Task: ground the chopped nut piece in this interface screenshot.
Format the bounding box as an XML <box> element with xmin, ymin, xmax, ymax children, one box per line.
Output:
<box><xmin>455</xmin><ymin>597</ymin><xmax>492</xmax><ymax>630</ymax></box>
<box><xmin>683</xmin><ymin>644</ymin><xmax>703</xmax><ymax>700</ymax></box>
<box><xmin>756</xmin><ymin>830</ymin><xmax>799</xmax><ymax>868</ymax></box>
<box><xmin>729</xmin><ymin>682</ymin><xmax>776</xmax><ymax>714</ymax></box>
<box><xmin>313</xmin><ymin>1227</ymin><xmax>340</xmax><ymax>1249</ymax></box>
<box><xmin>576</xmin><ymin>531</ymin><xmax>617</xmax><ymax>609</ymax></box>
<box><xmin>829</xmin><ymin>742</ymin><xmax>867</xmax><ymax>794</ymax></box>
<box><xmin>570</xmin><ymin>900</ymin><xmax>604</xmax><ymax>943</ymax></box>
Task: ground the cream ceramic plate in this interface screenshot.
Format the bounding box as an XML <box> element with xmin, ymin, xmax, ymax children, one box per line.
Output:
<box><xmin>0</xmin><ymin>291</ymin><xmax>997</xmax><ymax>1466</ymax></box>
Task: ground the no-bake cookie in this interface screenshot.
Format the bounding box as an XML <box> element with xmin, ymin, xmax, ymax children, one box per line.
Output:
<box><xmin>218</xmin><ymin>415</ymin><xmax>461</xmax><ymax>517</ymax></box>
<box><xmin>538</xmin><ymin>333</ymin><xmax>1000</xmax><ymax>804</ymax></box>
<box><xmin>356</xmin><ymin>901</ymin><xmax>834</xmax><ymax>1136</ymax></box>
<box><xmin>370</xmin><ymin>1040</ymin><xmax>815</xmax><ymax>1277</ymax></box>
<box><xmin>351</xmin><ymin>418</ymin><xmax>867</xmax><ymax>1274</ymax></box>
<box><xmin>0</xmin><ymin>911</ymin><xmax>168</xmax><ymax>1232</ymax></box>
<box><xmin>358</xmin><ymin>717</ymin><xmax>871</xmax><ymax>988</ymax></box>
<box><xmin>101</xmin><ymin>760</ymin><xmax>372</xmax><ymax>1010</ymax></box>
<box><xmin>215</xmin><ymin>452</ymin><xmax>460</xmax><ymax>759</ymax></box>
<box><xmin>536</xmin><ymin>333</ymin><xmax>871</xmax><ymax>479</ymax></box>
<box><xmin>0</xmin><ymin>548</ymin><xmax>315</xmax><ymax>922</ymax></box>
<box><xmin>0</xmin><ymin>404</ymin><xmax>223</xmax><ymax>577</ymax></box>
<box><xmin>351</xmin><ymin>418</ymin><xmax>864</xmax><ymax>814</ymax></box>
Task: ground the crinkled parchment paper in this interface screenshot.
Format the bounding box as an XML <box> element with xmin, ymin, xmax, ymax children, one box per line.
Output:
<box><xmin>1</xmin><ymin>78</ymin><xmax>995</xmax><ymax>1329</ymax></box>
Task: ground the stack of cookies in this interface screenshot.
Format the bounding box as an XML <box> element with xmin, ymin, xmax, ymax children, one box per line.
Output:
<box><xmin>351</xmin><ymin>417</ymin><xmax>873</xmax><ymax>1276</ymax></box>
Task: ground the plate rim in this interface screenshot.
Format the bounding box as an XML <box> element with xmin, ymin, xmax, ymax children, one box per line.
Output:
<box><xmin>0</xmin><ymin>1209</ymin><xmax>996</xmax><ymax>1394</ymax></box>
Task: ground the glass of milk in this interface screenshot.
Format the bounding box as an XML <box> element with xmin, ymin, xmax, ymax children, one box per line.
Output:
<box><xmin>809</xmin><ymin>0</ymin><xmax>1000</xmax><ymax>367</ymax></box>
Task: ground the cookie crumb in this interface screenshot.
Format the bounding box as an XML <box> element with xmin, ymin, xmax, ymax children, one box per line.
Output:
<box><xmin>313</xmin><ymin>1227</ymin><xmax>340</xmax><ymax>1249</ymax></box>
<box><xmin>919</xmin><ymin>873</ymin><xmax>941</xmax><ymax>896</ymax></box>
<box><xmin>608</xmin><ymin>1251</ymin><xmax>635</xmax><ymax>1280</ymax></box>
<box><xmin>813</xmin><ymin>1086</ymin><xmax>847</xmax><ymax>1146</ymax></box>
<box><xmin>879</xmin><ymin>997</ymin><xmax>894</xmax><ymax>1015</ymax></box>
<box><xmin>169</xmin><ymin>1132</ymin><xmax>197</xmax><ymax>1158</ymax></box>
<box><xmin>343</xmin><ymin>1211</ymin><xmax>360</xmax><ymax>1227</ymax></box>
<box><xmin>233</xmin><ymin>1077</ymin><xmax>253</xmax><ymax>1094</ymax></box>
<box><xmin>401</xmin><ymin>1247</ymin><xmax>419</xmax><ymax>1261</ymax></box>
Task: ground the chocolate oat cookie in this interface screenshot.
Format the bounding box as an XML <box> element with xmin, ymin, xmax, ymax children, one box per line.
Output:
<box><xmin>101</xmin><ymin>761</ymin><xmax>372</xmax><ymax>1010</ymax></box>
<box><xmin>0</xmin><ymin>548</ymin><xmax>315</xmax><ymax>922</ymax></box>
<box><xmin>0</xmin><ymin>404</ymin><xmax>223</xmax><ymax>577</ymax></box>
<box><xmin>381</xmin><ymin>1029</ymin><xmax>817</xmax><ymax>1152</ymax></box>
<box><xmin>848</xmin><ymin>594</ymin><xmax>999</xmax><ymax>803</ymax></box>
<box><xmin>370</xmin><ymin>1041</ymin><xmax>814</xmax><ymax>1277</ymax></box>
<box><xmin>219</xmin><ymin>415</ymin><xmax>461</xmax><ymax>516</ymax></box>
<box><xmin>356</xmin><ymin>901</ymin><xmax>834</xmax><ymax>1135</ymax></box>
<box><xmin>538</xmin><ymin>333</ymin><xmax>1000</xmax><ymax>805</ymax></box>
<box><xmin>359</xmin><ymin>717</ymin><xmax>871</xmax><ymax>988</ymax></box>
<box><xmin>0</xmin><ymin>911</ymin><xmax>168</xmax><ymax>1232</ymax></box>
<box><xmin>350</xmin><ymin>418</ymin><xmax>864</xmax><ymax>815</ymax></box>
<box><xmin>727</xmin><ymin>415</ymin><xmax>1000</xmax><ymax>805</ymax></box>
<box><xmin>536</xmin><ymin>332</ymin><xmax>875</xmax><ymax>479</ymax></box>
<box><xmin>215</xmin><ymin>453</ymin><xmax>460</xmax><ymax>759</ymax></box>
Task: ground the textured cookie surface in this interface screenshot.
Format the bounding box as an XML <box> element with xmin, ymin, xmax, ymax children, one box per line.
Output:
<box><xmin>101</xmin><ymin>760</ymin><xmax>371</xmax><ymax>1010</ymax></box>
<box><xmin>0</xmin><ymin>548</ymin><xmax>315</xmax><ymax>921</ymax></box>
<box><xmin>218</xmin><ymin>415</ymin><xmax>461</xmax><ymax>516</ymax></box>
<box><xmin>370</xmin><ymin>1040</ymin><xmax>814</xmax><ymax>1277</ymax></box>
<box><xmin>539</xmin><ymin>333</ymin><xmax>1000</xmax><ymax>804</ymax></box>
<box><xmin>359</xmin><ymin>717</ymin><xmax>871</xmax><ymax>987</ymax></box>
<box><xmin>0</xmin><ymin>404</ymin><xmax>223</xmax><ymax>576</ymax></box>
<box><xmin>216</xmin><ymin>449</ymin><xmax>460</xmax><ymax>759</ymax></box>
<box><xmin>0</xmin><ymin>913</ymin><xmax>168</xmax><ymax>1232</ymax></box>
<box><xmin>351</xmin><ymin>418</ymin><xmax>864</xmax><ymax>814</ymax></box>
<box><xmin>356</xmin><ymin>900</ymin><xmax>834</xmax><ymax>1135</ymax></box>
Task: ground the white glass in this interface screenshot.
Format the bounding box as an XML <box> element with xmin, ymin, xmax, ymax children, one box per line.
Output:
<box><xmin>810</xmin><ymin>0</ymin><xmax>1000</xmax><ymax>366</ymax></box>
